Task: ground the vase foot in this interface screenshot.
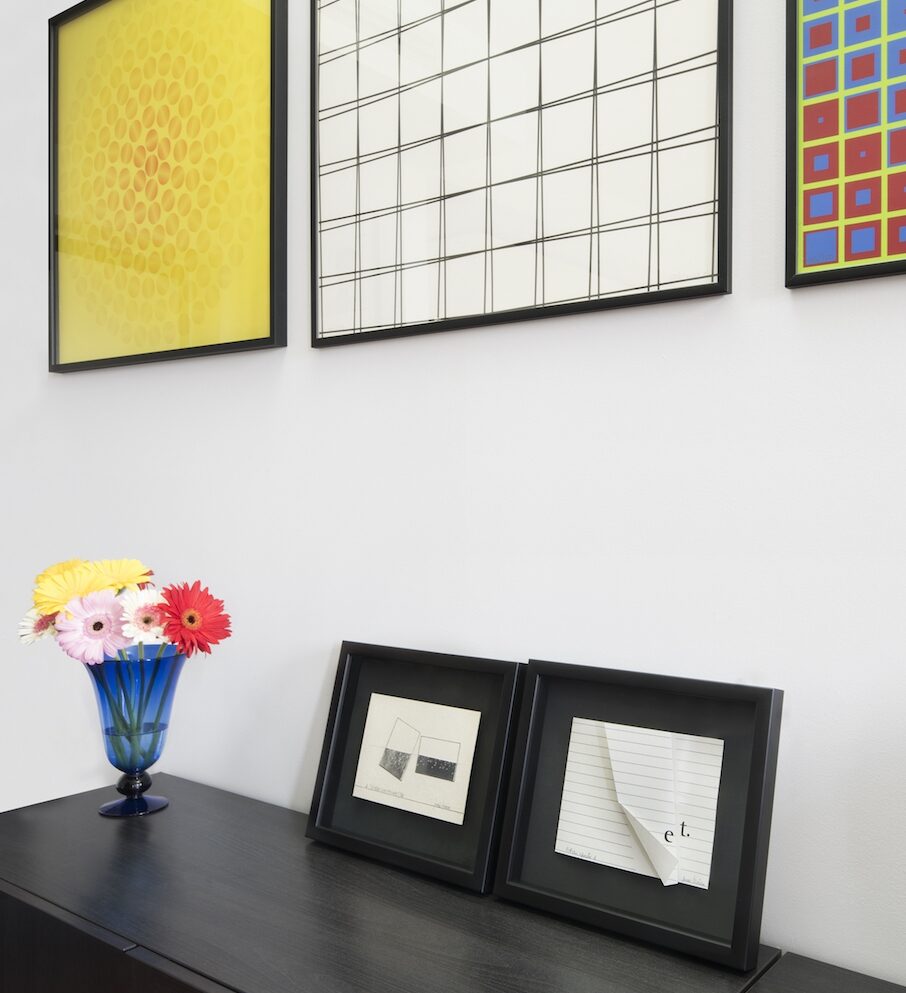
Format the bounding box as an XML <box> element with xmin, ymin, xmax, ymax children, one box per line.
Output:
<box><xmin>98</xmin><ymin>794</ymin><xmax>169</xmax><ymax>818</ymax></box>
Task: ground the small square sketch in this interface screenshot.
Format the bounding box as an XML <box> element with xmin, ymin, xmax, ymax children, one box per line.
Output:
<box><xmin>353</xmin><ymin>693</ymin><xmax>482</xmax><ymax>825</ymax></box>
<box><xmin>415</xmin><ymin>737</ymin><xmax>461</xmax><ymax>781</ymax></box>
<box><xmin>315</xmin><ymin>0</ymin><xmax>727</xmax><ymax>341</ymax></box>
<box><xmin>379</xmin><ymin>719</ymin><xmax>420</xmax><ymax>780</ymax></box>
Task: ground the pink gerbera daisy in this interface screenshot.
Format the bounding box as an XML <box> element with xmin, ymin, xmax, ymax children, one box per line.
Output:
<box><xmin>55</xmin><ymin>591</ymin><xmax>131</xmax><ymax>664</ymax></box>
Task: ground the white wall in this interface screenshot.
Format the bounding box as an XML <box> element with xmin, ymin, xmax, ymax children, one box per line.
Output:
<box><xmin>1</xmin><ymin>0</ymin><xmax>904</xmax><ymax>983</ymax></box>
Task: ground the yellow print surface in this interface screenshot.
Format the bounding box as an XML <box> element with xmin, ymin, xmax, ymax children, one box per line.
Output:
<box><xmin>56</xmin><ymin>0</ymin><xmax>272</xmax><ymax>363</ymax></box>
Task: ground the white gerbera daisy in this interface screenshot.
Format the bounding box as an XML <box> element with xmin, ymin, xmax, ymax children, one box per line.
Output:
<box><xmin>18</xmin><ymin>608</ymin><xmax>58</xmax><ymax>645</ymax></box>
<box><xmin>118</xmin><ymin>588</ymin><xmax>166</xmax><ymax>644</ymax></box>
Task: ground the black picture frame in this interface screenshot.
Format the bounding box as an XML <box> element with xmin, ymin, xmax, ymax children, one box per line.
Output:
<box><xmin>310</xmin><ymin>0</ymin><xmax>734</xmax><ymax>348</ymax></box>
<box><xmin>785</xmin><ymin>0</ymin><xmax>906</xmax><ymax>288</ymax></box>
<box><xmin>49</xmin><ymin>0</ymin><xmax>288</xmax><ymax>372</ymax></box>
<box><xmin>306</xmin><ymin>642</ymin><xmax>524</xmax><ymax>893</ymax></box>
<box><xmin>494</xmin><ymin>660</ymin><xmax>783</xmax><ymax>970</ymax></box>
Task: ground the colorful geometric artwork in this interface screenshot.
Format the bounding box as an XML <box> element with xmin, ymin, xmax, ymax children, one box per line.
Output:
<box><xmin>313</xmin><ymin>0</ymin><xmax>733</xmax><ymax>346</ymax></box>
<box><xmin>50</xmin><ymin>0</ymin><xmax>287</xmax><ymax>371</ymax></box>
<box><xmin>789</xmin><ymin>0</ymin><xmax>906</xmax><ymax>284</ymax></box>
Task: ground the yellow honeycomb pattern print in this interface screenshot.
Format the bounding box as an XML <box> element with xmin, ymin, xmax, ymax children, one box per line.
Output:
<box><xmin>55</xmin><ymin>0</ymin><xmax>272</xmax><ymax>365</ymax></box>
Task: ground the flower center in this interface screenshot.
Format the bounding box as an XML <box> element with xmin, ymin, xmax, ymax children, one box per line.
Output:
<box><xmin>181</xmin><ymin>610</ymin><xmax>201</xmax><ymax>630</ymax></box>
<box><xmin>141</xmin><ymin>613</ymin><xmax>155</xmax><ymax>627</ymax></box>
<box><xmin>92</xmin><ymin>621</ymin><xmax>105</xmax><ymax>632</ymax></box>
<box><xmin>35</xmin><ymin>613</ymin><xmax>56</xmax><ymax>634</ymax></box>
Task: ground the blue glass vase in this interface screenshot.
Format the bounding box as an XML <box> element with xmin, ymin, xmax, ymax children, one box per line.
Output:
<box><xmin>86</xmin><ymin>644</ymin><xmax>186</xmax><ymax>818</ymax></box>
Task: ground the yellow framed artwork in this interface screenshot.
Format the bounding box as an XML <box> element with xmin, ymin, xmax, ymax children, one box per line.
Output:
<box><xmin>50</xmin><ymin>0</ymin><xmax>287</xmax><ymax>371</ymax></box>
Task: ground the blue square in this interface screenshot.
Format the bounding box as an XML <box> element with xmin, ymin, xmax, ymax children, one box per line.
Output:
<box><xmin>855</xmin><ymin>187</ymin><xmax>873</xmax><ymax>205</ymax></box>
<box><xmin>845</xmin><ymin>0</ymin><xmax>881</xmax><ymax>45</ymax></box>
<box><xmin>805</xmin><ymin>15</ymin><xmax>839</xmax><ymax>56</ymax></box>
<box><xmin>814</xmin><ymin>153</ymin><xmax>831</xmax><ymax>170</ymax></box>
<box><xmin>807</xmin><ymin>0</ymin><xmax>840</xmax><ymax>10</ymax></box>
<box><xmin>810</xmin><ymin>192</ymin><xmax>835</xmax><ymax>217</ymax></box>
<box><xmin>889</xmin><ymin>83</ymin><xmax>906</xmax><ymax>122</ymax></box>
<box><xmin>845</xmin><ymin>46</ymin><xmax>881</xmax><ymax>87</ymax></box>
<box><xmin>900</xmin><ymin>225</ymin><xmax>906</xmax><ymax>241</ymax></box>
<box><xmin>889</xmin><ymin>39</ymin><xmax>906</xmax><ymax>78</ymax></box>
<box><xmin>845</xmin><ymin>2</ymin><xmax>882</xmax><ymax>44</ymax></box>
<box><xmin>888</xmin><ymin>0</ymin><xmax>906</xmax><ymax>34</ymax></box>
<box><xmin>851</xmin><ymin>226</ymin><xmax>876</xmax><ymax>252</ymax></box>
<box><xmin>805</xmin><ymin>229</ymin><xmax>838</xmax><ymax>266</ymax></box>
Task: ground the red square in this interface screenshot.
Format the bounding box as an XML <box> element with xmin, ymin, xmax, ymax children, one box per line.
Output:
<box><xmin>844</xmin><ymin>221</ymin><xmax>881</xmax><ymax>261</ymax></box>
<box><xmin>845</xmin><ymin>133</ymin><xmax>882</xmax><ymax>174</ymax></box>
<box><xmin>889</xmin><ymin>172</ymin><xmax>906</xmax><ymax>211</ymax></box>
<box><xmin>887</xmin><ymin>216</ymin><xmax>906</xmax><ymax>256</ymax></box>
<box><xmin>810</xmin><ymin>21</ymin><xmax>834</xmax><ymax>48</ymax></box>
<box><xmin>897</xmin><ymin>89</ymin><xmax>906</xmax><ymax>116</ymax></box>
<box><xmin>804</xmin><ymin>185</ymin><xmax>839</xmax><ymax>225</ymax></box>
<box><xmin>846</xmin><ymin>92</ymin><xmax>880</xmax><ymax>130</ymax></box>
<box><xmin>804</xmin><ymin>142</ymin><xmax>840</xmax><ymax>183</ymax></box>
<box><xmin>891</xmin><ymin>128</ymin><xmax>906</xmax><ymax>166</ymax></box>
<box><xmin>805</xmin><ymin>59</ymin><xmax>837</xmax><ymax>98</ymax></box>
<box><xmin>851</xmin><ymin>53</ymin><xmax>876</xmax><ymax>82</ymax></box>
<box><xmin>845</xmin><ymin>177</ymin><xmax>881</xmax><ymax>217</ymax></box>
<box><xmin>901</xmin><ymin>48</ymin><xmax>906</xmax><ymax>65</ymax></box>
<box><xmin>804</xmin><ymin>99</ymin><xmax>839</xmax><ymax>141</ymax></box>
<box><xmin>856</xmin><ymin>14</ymin><xmax>871</xmax><ymax>31</ymax></box>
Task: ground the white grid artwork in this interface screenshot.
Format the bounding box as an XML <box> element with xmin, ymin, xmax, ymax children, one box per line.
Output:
<box><xmin>315</xmin><ymin>0</ymin><xmax>724</xmax><ymax>341</ymax></box>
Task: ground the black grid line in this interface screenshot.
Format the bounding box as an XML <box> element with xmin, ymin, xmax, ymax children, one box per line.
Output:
<box><xmin>320</xmin><ymin>126</ymin><xmax>718</xmax><ymax>230</ymax></box>
<box><xmin>394</xmin><ymin>0</ymin><xmax>403</xmax><ymax>327</ymax></box>
<box><xmin>315</xmin><ymin>0</ymin><xmax>724</xmax><ymax>339</ymax></box>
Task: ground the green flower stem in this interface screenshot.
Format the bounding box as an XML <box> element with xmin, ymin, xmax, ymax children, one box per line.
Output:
<box><xmin>138</xmin><ymin>642</ymin><xmax>168</xmax><ymax>718</ymax></box>
<box><xmin>93</xmin><ymin>668</ymin><xmax>132</xmax><ymax>769</ymax></box>
<box><xmin>115</xmin><ymin>653</ymin><xmax>138</xmax><ymax>732</ymax></box>
<box><xmin>138</xmin><ymin>647</ymin><xmax>146</xmax><ymax>723</ymax></box>
<box><xmin>147</xmin><ymin>660</ymin><xmax>181</xmax><ymax>760</ymax></box>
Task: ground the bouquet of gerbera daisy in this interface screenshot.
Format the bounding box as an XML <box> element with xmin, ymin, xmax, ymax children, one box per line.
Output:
<box><xmin>19</xmin><ymin>558</ymin><xmax>231</xmax><ymax>662</ymax></box>
<box><xmin>19</xmin><ymin>559</ymin><xmax>232</xmax><ymax>818</ymax></box>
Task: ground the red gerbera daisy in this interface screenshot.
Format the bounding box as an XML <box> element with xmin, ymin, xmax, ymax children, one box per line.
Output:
<box><xmin>158</xmin><ymin>581</ymin><xmax>232</xmax><ymax>657</ymax></box>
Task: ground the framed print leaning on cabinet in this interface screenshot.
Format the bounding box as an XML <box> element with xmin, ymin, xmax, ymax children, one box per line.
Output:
<box><xmin>788</xmin><ymin>0</ymin><xmax>906</xmax><ymax>286</ymax></box>
<box><xmin>306</xmin><ymin>642</ymin><xmax>523</xmax><ymax>892</ymax></box>
<box><xmin>494</xmin><ymin>660</ymin><xmax>783</xmax><ymax>970</ymax></box>
<box><xmin>312</xmin><ymin>0</ymin><xmax>734</xmax><ymax>346</ymax></box>
<box><xmin>50</xmin><ymin>0</ymin><xmax>287</xmax><ymax>372</ymax></box>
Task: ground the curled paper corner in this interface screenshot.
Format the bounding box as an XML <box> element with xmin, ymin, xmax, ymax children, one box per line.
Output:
<box><xmin>619</xmin><ymin>803</ymin><xmax>679</xmax><ymax>887</ymax></box>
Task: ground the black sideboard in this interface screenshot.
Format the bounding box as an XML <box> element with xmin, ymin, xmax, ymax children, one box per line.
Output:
<box><xmin>0</xmin><ymin>775</ymin><xmax>781</xmax><ymax>993</ymax></box>
<box><xmin>748</xmin><ymin>954</ymin><xmax>904</xmax><ymax>993</ymax></box>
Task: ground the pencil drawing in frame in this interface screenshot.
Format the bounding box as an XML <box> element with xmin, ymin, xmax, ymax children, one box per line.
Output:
<box><xmin>307</xmin><ymin>642</ymin><xmax>523</xmax><ymax>892</ymax></box>
<box><xmin>312</xmin><ymin>0</ymin><xmax>734</xmax><ymax>346</ymax></box>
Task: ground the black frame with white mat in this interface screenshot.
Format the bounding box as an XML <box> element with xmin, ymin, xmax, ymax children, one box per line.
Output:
<box><xmin>307</xmin><ymin>641</ymin><xmax>523</xmax><ymax>893</ymax></box>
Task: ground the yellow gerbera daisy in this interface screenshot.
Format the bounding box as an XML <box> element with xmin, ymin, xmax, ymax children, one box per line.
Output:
<box><xmin>33</xmin><ymin>562</ymin><xmax>101</xmax><ymax>615</ymax></box>
<box><xmin>34</xmin><ymin>559</ymin><xmax>86</xmax><ymax>588</ymax></box>
<box><xmin>86</xmin><ymin>559</ymin><xmax>153</xmax><ymax>593</ymax></box>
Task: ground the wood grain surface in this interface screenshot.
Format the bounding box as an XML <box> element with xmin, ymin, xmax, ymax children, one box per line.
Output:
<box><xmin>0</xmin><ymin>775</ymin><xmax>781</xmax><ymax>993</ymax></box>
